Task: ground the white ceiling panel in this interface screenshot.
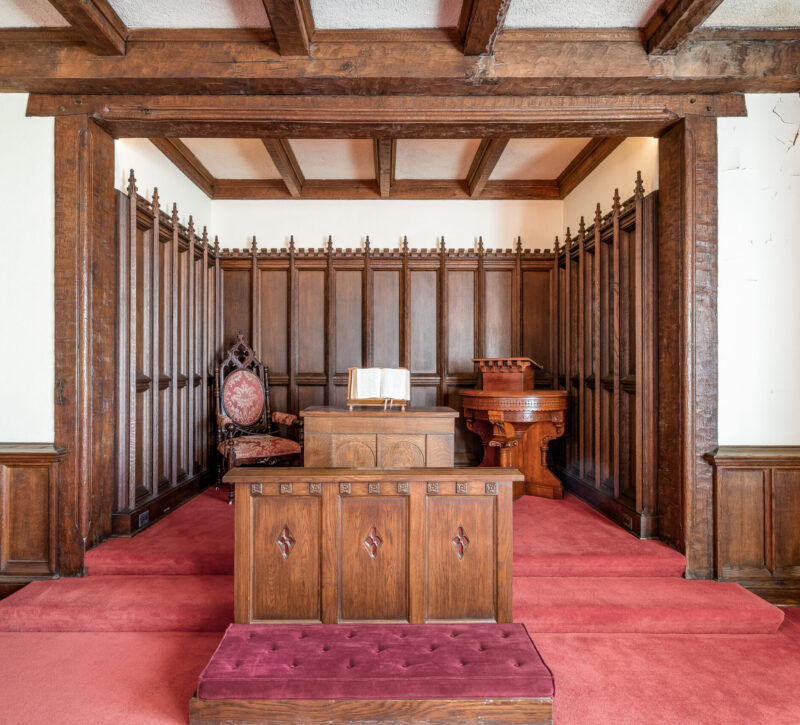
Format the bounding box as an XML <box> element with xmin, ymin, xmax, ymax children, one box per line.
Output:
<box><xmin>490</xmin><ymin>138</ymin><xmax>590</xmax><ymax>180</ymax></box>
<box><xmin>394</xmin><ymin>139</ymin><xmax>483</xmax><ymax>179</ymax></box>
<box><xmin>703</xmin><ymin>0</ymin><xmax>800</xmax><ymax>27</ymax></box>
<box><xmin>181</xmin><ymin>139</ymin><xmax>281</xmax><ymax>179</ymax></box>
<box><xmin>0</xmin><ymin>0</ymin><xmax>67</xmax><ymax>27</ymax></box>
<box><xmin>505</xmin><ymin>0</ymin><xmax>661</xmax><ymax>28</ymax></box>
<box><xmin>288</xmin><ymin>139</ymin><xmax>375</xmax><ymax>179</ymax></box>
<box><xmin>311</xmin><ymin>0</ymin><xmax>461</xmax><ymax>29</ymax></box>
<box><xmin>108</xmin><ymin>0</ymin><xmax>269</xmax><ymax>28</ymax></box>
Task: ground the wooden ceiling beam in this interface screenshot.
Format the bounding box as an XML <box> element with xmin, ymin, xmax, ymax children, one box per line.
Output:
<box><xmin>27</xmin><ymin>94</ymin><xmax>748</xmax><ymax>140</ymax></box>
<box><xmin>557</xmin><ymin>137</ymin><xmax>625</xmax><ymax>199</ymax></box>
<box><xmin>46</xmin><ymin>0</ymin><xmax>126</xmax><ymax>55</ymax></box>
<box><xmin>261</xmin><ymin>0</ymin><xmax>314</xmax><ymax>55</ymax></box>
<box><xmin>148</xmin><ymin>138</ymin><xmax>214</xmax><ymax>198</ymax></box>
<box><xmin>374</xmin><ymin>138</ymin><xmax>395</xmax><ymax>198</ymax></box>
<box><xmin>466</xmin><ymin>138</ymin><xmax>509</xmax><ymax>197</ymax></box>
<box><xmin>642</xmin><ymin>0</ymin><xmax>725</xmax><ymax>54</ymax></box>
<box><xmin>262</xmin><ymin>138</ymin><xmax>305</xmax><ymax>197</ymax></box>
<box><xmin>213</xmin><ymin>179</ymin><xmax>560</xmax><ymax>201</ymax></box>
<box><xmin>459</xmin><ymin>0</ymin><xmax>511</xmax><ymax>55</ymax></box>
<box><xmin>3</xmin><ymin>31</ymin><xmax>798</xmax><ymax>96</ymax></box>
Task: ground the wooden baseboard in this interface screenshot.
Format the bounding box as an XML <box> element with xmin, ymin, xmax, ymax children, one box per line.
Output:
<box><xmin>111</xmin><ymin>470</ymin><xmax>212</xmax><ymax>537</ymax></box>
<box><xmin>0</xmin><ymin>576</ymin><xmax>57</xmax><ymax>599</ymax></box>
<box><xmin>739</xmin><ymin>583</ymin><xmax>800</xmax><ymax>606</ymax></box>
<box><xmin>556</xmin><ymin>467</ymin><xmax>659</xmax><ymax>539</ymax></box>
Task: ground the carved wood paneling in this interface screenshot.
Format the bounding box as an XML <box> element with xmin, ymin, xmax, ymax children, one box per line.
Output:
<box><xmin>552</xmin><ymin>175</ymin><xmax>658</xmax><ymax>538</ymax></box>
<box><xmin>218</xmin><ymin>241</ymin><xmax>557</xmax><ymax>464</ymax></box>
<box><xmin>114</xmin><ymin>184</ymin><xmax>215</xmax><ymax>534</ymax></box>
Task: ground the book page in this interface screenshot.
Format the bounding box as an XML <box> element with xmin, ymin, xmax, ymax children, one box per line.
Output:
<box><xmin>380</xmin><ymin>368</ymin><xmax>410</xmax><ymax>400</ymax></box>
<box><xmin>352</xmin><ymin>368</ymin><xmax>382</xmax><ymax>399</ymax></box>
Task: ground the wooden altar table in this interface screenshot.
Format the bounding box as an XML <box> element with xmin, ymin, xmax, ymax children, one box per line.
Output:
<box><xmin>225</xmin><ymin>467</ymin><xmax>521</xmax><ymax>625</ymax></box>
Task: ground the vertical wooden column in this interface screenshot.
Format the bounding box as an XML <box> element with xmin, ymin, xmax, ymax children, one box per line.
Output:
<box><xmin>201</xmin><ymin>228</ymin><xmax>209</xmax><ymax>468</ymax></box>
<box><xmin>577</xmin><ymin>218</ymin><xmax>586</xmax><ymax>478</ymax></box>
<box><xmin>326</xmin><ymin>237</ymin><xmax>335</xmax><ymax>405</ymax></box>
<box><xmin>170</xmin><ymin>204</ymin><xmax>179</xmax><ymax>486</ymax></box>
<box><xmin>552</xmin><ymin>238</ymin><xmax>560</xmax><ymax>390</ymax></box>
<box><xmin>476</xmin><ymin>238</ymin><xmax>486</xmax><ymax>360</ymax></box>
<box><xmin>363</xmin><ymin>237</ymin><xmax>373</xmax><ymax>368</ymax></box>
<box><xmin>251</xmin><ymin>238</ymin><xmax>261</xmax><ymax>358</ymax></box>
<box><xmin>288</xmin><ymin>237</ymin><xmax>298</xmax><ymax>412</ymax></box>
<box><xmin>187</xmin><ymin>220</ymin><xmax>196</xmax><ymax>476</ymax></box>
<box><xmin>611</xmin><ymin>191</ymin><xmax>621</xmax><ymax>499</ymax></box>
<box><xmin>514</xmin><ymin>237</ymin><xmax>523</xmax><ymax>359</ymax></box>
<box><xmin>213</xmin><ymin>237</ymin><xmax>222</xmax><ymax>362</ymax></box>
<box><xmin>593</xmin><ymin>204</ymin><xmax>602</xmax><ymax>490</ymax></box>
<box><xmin>54</xmin><ymin>115</ymin><xmax>116</xmax><ymax>572</ymax></box>
<box><xmin>115</xmin><ymin>180</ymin><xmax>131</xmax><ymax>514</ymax></box>
<box><xmin>658</xmin><ymin>115</ymin><xmax>719</xmax><ymax>578</ymax></box>
<box><xmin>563</xmin><ymin>229</ymin><xmax>572</xmax><ymax>469</ymax></box>
<box><xmin>437</xmin><ymin>238</ymin><xmax>448</xmax><ymax>406</ymax></box>
<box><xmin>401</xmin><ymin>237</ymin><xmax>411</xmax><ymax>369</ymax></box>
<box><xmin>151</xmin><ymin>190</ymin><xmax>161</xmax><ymax>496</ymax></box>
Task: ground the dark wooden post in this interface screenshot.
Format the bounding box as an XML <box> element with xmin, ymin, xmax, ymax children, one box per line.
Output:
<box><xmin>658</xmin><ymin>115</ymin><xmax>719</xmax><ymax>579</ymax></box>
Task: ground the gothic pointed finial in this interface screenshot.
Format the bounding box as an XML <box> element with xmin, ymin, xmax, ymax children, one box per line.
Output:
<box><xmin>127</xmin><ymin>169</ymin><xmax>137</xmax><ymax>196</ymax></box>
<box><xmin>613</xmin><ymin>188</ymin><xmax>621</xmax><ymax>214</ymax></box>
<box><xmin>516</xmin><ymin>236</ymin><xmax>523</xmax><ymax>254</ymax></box>
<box><xmin>213</xmin><ymin>235</ymin><xmax>219</xmax><ymax>255</ymax></box>
<box><xmin>478</xmin><ymin>236</ymin><xmax>484</xmax><ymax>254</ymax></box>
<box><xmin>578</xmin><ymin>216</ymin><xmax>586</xmax><ymax>240</ymax></box>
<box><xmin>565</xmin><ymin>227</ymin><xmax>572</xmax><ymax>248</ymax></box>
<box><xmin>187</xmin><ymin>215</ymin><xmax>195</xmax><ymax>238</ymax></box>
<box><xmin>327</xmin><ymin>235</ymin><xmax>333</xmax><ymax>256</ymax></box>
<box><xmin>364</xmin><ymin>235</ymin><xmax>371</xmax><ymax>255</ymax></box>
<box><xmin>171</xmin><ymin>201</ymin><xmax>179</xmax><ymax>224</ymax></box>
<box><xmin>402</xmin><ymin>235</ymin><xmax>408</xmax><ymax>254</ymax></box>
<box><xmin>289</xmin><ymin>235</ymin><xmax>295</xmax><ymax>254</ymax></box>
<box><xmin>152</xmin><ymin>187</ymin><xmax>159</xmax><ymax>210</ymax></box>
<box><xmin>553</xmin><ymin>236</ymin><xmax>560</xmax><ymax>254</ymax></box>
<box><xmin>595</xmin><ymin>202</ymin><xmax>602</xmax><ymax>226</ymax></box>
<box><xmin>201</xmin><ymin>226</ymin><xmax>208</xmax><ymax>248</ymax></box>
<box><xmin>440</xmin><ymin>236</ymin><xmax>446</xmax><ymax>253</ymax></box>
<box><xmin>251</xmin><ymin>236</ymin><xmax>258</xmax><ymax>254</ymax></box>
<box><xmin>635</xmin><ymin>170</ymin><xmax>645</xmax><ymax>199</ymax></box>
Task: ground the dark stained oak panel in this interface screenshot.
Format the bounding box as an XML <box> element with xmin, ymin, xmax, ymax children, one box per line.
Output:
<box><xmin>297</xmin><ymin>270</ymin><xmax>326</xmax><ymax>373</ymax></box>
<box><xmin>259</xmin><ymin>270</ymin><xmax>288</xmax><ymax>374</ymax></box>
<box><xmin>222</xmin><ymin>269</ymin><xmax>252</xmax><ymax>348</ymax></box>
<box><xmin>372</xmin><ymin>270</ymin><xmax>400</xmax><ymax>369</ymax></box>
<box><xmin>334</xmin><ymin>270</ymin><xmax>363</xmax><ymax>373</ymax></box>
<box><xmin>447</xmin><ymin>271</ymin><xmax>475</xmax><ymax>374</ymax></box>
<box><xmin>485</xmin><ymin>270</ymin><xmax>513</xmax><ymax>358</ymax></box>
<box><xmin>410</xmin><ymin>270</ymin><xmax>438</xmax><ymax>375</ymax></box>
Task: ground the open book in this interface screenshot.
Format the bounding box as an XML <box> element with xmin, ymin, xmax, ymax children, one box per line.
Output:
<box><xmin>348</xmin><ymin>367</ymin><xmax>411</xmax><ymax>403</ymax></box>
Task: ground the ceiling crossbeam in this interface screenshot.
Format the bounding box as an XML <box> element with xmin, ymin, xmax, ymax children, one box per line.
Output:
<box><xmin>261</xmin><ymin>0</ymin><xmax>314</xmax><ymax>55</ymax></box>
<box><xmin>642</xmin><ymin>0</ymin><xmax>725</xmax><ymax>54</ymax></box>
<box><xmin>47</xmin><ymin>0</ymin><xmax>127</xmax><ymax>55</ymax></box>
<box><xmin>149</xmin><ymin>138</ymin><xmax>214</xmax><ymax>198</ymax></box>
<box><xmin>466</xmin><ymin>138</ymin><xmax>509</xmax><ymax>197</ymax></box>
<box><xmin>374</xmin><ymin>138</ymin><xmax>396</xmax><ymax>198</ymax></box>
<box><xmin>262</xmin><ymin>138</ymin><xmax>305</xmax><ymax>197</ymax></box>
<box><xmin>459</xmin><ymin>0</ymin><xmax>511</xmax><ymax>55</ymax></box>
<box><xmin>557</xmin><ymin>138</ymin><xmax>625</xmax><ymax>199</ymax></box>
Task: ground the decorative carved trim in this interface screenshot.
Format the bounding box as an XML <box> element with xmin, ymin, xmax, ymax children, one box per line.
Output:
<box><xmin>427</xmin><ymin>482</ymin><xmax>439</xmax><ymax>494</ymax></box>
<box><xmin>309</xmin><ymin>482</ymin><xmax>322</xmax><ymax>495</ymax></box>
<box><xmin>397</xmin><ymin>482</ymin><xmax>409</xmax><ymax>495</ymax></box>
<box><xmin>363</xmin><ymin>526</ymin><xmax>383</xmax><ymax>559</ymax></box>
<box><xmin>339</xmin><ymin>482</ymin><xmax>351</xmax><ymax>495</ymax></box>
<box><xmin>280</xmin><ymin>482</ymin><xmax>293</xmax><ymax>494</ymax></box>
<box><xmin>250</xmin><ymin>483</ymin><xmax>262</xmax><ymax>495</ymax></box>
<box><xmin>368</xmin><ymin>482</ymin><xmax>381</xmax><ymax>495</ymax></box>
<box><xmin>451</xmin><ymin>526</ymin><xmax>470</xmax><ymax>560</ymax></box>
<box><xmin>276</xmin><ymin>524</ymin><xmax>295</xmax><ymax>559</ymax></box>
<box><xmin>485</xmin><ymin>482</ymin><xmax>497</xmax><ymax>495</ymax></box>
<box><xmin>456</xmin><ymin>481</ymin><xmax>468</xmax><ymax>494</ymax></box>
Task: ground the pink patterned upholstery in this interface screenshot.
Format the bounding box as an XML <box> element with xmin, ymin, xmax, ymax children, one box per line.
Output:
<box><xmin>197</xmin><ymin>623</ymin><xmax>554</xmax><ymax>701</ymax></box>
<box><xmin>272</xmin><ymin>411</ymin><xmax>297</xmax><ymax>427</ymax></box>
<box><xmin>217</xmin><ymin>434</ymin><xmax>300</xmax><ymax>461</ymax></box>
<box><xmin>222</xmin><ymin>370</ymin><xmax>264</xmax><ymax>426</ymax></box>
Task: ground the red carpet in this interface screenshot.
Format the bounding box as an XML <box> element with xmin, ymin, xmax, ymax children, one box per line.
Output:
<box><xmin>514</xmin><ymin>576</ymin><xmax>784</xmax><ymax>633</ymax></box>
<box><xmin>0</xmin><ymin>575</ymin><xmax>233</xmax><ymax>632</ymax></box>
<box><xmin>513</xmin><ymin>493</ymin><xmax>686</xmax><ymax>578</ymax></box>
<box><xmin>85</xmin><ymin>490</ymin><xmax>234</xmax><ymax>576</ymax></box>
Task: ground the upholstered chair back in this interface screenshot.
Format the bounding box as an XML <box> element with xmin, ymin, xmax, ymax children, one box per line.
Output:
<box><xmin>215</xmin><ymin>334</ymin><xmax>273</xmax><ymax>435</ymax></box>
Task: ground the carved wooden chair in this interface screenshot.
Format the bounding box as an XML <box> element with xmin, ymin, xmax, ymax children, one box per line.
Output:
<box><xmin>214</xmin><ymin>334</ymin><xmax>301</xmax><ymax>503</ymax></box>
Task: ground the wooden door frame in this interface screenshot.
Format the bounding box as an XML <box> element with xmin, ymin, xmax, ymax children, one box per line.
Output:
<box><xmin>51</xmin><ymin>103</ymin><xmax>720</xmax><ymax>578</ymax></box>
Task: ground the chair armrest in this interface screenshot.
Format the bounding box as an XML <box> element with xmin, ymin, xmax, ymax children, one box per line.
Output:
<box><xmin>272</xmin><ymin>411</ymin><xmax>298</xmax><ymax>427</ymax></box>
<box><xmin>216</xmin><ymin>413</ymin><xmax>236</xmax><ymax>433</ymax></box>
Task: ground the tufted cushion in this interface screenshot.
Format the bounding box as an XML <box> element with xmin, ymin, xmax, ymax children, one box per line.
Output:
<box><xmin>217</xmin><ymin>435</ymin><xmax>300</xmax><ymax>461</ymax></box>
<box><xmin>222</xmin><ymin>370</ymin><xmax>264</xmax><ymax>426</ymax></box>
<box><xmin>197</xmin><ymin>623</ymin><xmax>554</xmax><ymax>701</ymax></box>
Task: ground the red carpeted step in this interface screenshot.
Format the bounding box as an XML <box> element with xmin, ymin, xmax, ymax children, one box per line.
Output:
<box><xmin>0</xmin><ymin>575</ymin><xmax>233</xmax><ymax>632</ymax></box>
<box><xmin>513</xmin><ymin>494</ymin><xmax>686</xmax><ymax>578</ymax></box>
<box><xmin>85</xmin><ymin>490</ymin><xmax>235</xmax><ymax>576</ymax></box>
<box><xmin>514</xmin><ymin>577</ymin><xmax>785</xmax><ymax>634</ymax></box>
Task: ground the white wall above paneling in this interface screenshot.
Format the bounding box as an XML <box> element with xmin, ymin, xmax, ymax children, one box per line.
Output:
<box><xmin>394</xmin><ymin>139</ymin><xmax>482</xmax><ymax>179</ymax></box>
<box><xmin>288</xmin><ymin>139</ymin><xmax>375</xmax><ymax>179</ymax></box>
<box><xmin>310</xmin><ymin>0</ymin><xmax>461</xmax><ymax>29</ymax></box>
<box><xmin>490</xmin><ymin>138</ymin><xmax>590</xmax><ymax>180</ymax></box>
<box><xmin>0</xmin><ymin>0</ymin><xmax>67</xmax><ymax>27</ymax></box>
<box><xmin>181</xmin><ymin>139</ymin><xmax>281</xmax><ymax>180</ymax></box>
<box><xmin>704</xmin><ymin>0</ymin><xmax>800</xmax><ymax>27</ymax></box>
<box><xmin>505</xmin><ymin>0</ymin><xmax>661</xmax><ymax>28</ymax></box>
<box><xmin>108</xmin><ymin>0</ymin><xmax>269</xmax><ymax>28</ymax></box>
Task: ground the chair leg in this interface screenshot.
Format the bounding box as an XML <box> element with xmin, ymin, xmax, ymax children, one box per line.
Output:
<box><xmin>215</xmin><ymin>454</ymin><xmax>223</xmax><ymax>490</ymax></box>
<box><xmin>227</xmin><ymin>451</ymin><xmax>236</xmax><ymax>505</ymax></box>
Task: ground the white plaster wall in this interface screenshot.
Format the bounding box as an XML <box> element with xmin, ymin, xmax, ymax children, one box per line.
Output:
<box><xmin>115</xmin><ymin>138</ymin><xmax>212</xmax><ymax>231</ymax></box>
<box><xmin>211</xmin><ymin>199</ymin><xmax>563</xmax><ymax>252</ymax></box>
<box><xmin>562</xmin><ymin>137</ymin><xmax>659</xmax><ymax>233</ymax></box>
<box><xmin>718</xmin><ymin>93</ymin><xmax>800</xmax><ymax>445</ymax></box>
<box><xmin>0</xmin><ymin>94</ymin><xmax>54</xmax><ymax>441</ymax></box>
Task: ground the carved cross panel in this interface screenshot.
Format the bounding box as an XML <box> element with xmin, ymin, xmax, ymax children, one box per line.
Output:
<box><xmin>276</xmin><ymin>524</ymin><xmax>296</xmax><ymax>559</ymax></box>
<box><xmin>451</xmin><ymin>526</ymin><xmax>470</xmax><ymax>560</ymax></box>
<box><xmin>363</xmin><ymin>526</ymin><xmax>383</xmax><ymax>559</ymax></box>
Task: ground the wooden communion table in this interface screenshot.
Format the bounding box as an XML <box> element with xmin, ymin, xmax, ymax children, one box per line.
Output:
<box><xmin>462</xmin><ymin>358</ymin><xmax>567</xmax><ymax>499</ymax></box>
